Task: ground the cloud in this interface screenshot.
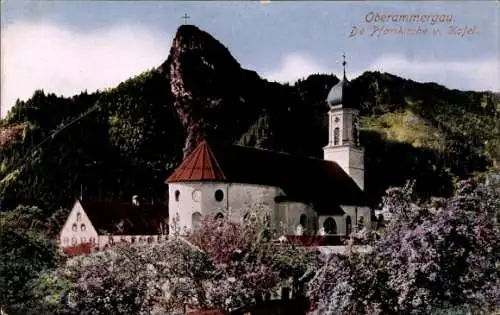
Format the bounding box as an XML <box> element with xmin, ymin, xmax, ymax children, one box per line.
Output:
<box><xmin>369</xmin><ymin>55</ymin><xmax>500</xmax><ymax>92</ymax></box>
<box><xmin>262</xmin><ymin>53</ymin><xmax>331</xmax><ymax>83</ymax></box>
<box><xmin>263</xmin><ymin>53</ymin><xmax>500</xmax><ymax>92</ymax></box>
<box><xmin>1</xmin><ymin>22</ymin><xmax>172</xmax><ymax>117</ymax></box>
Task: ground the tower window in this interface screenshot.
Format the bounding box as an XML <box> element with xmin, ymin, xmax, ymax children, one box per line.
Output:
<box><xmin>353</xmin><ymin>118</ymin><xmax>359</xmax><ymax>146</ymax></box>
<box><xmin>334</xmin><ymin>127</ymin><xmax>340</xmax><ymax>145</ymax></box>
<box><xmin>214</xmin><ymin>189</ymin><xmax>224</xmax><ymax>202</ymax></box>
<box><xmin>174</xmin><ymin>190</ymin><xmax>180</xmax><ymax>202</ymax></box>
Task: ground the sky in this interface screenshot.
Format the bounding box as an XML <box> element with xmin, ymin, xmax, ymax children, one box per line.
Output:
<box><xmin>1</xmin><ymin>1</ymin><xmax>499</xmax><ymax>117</ymax></box>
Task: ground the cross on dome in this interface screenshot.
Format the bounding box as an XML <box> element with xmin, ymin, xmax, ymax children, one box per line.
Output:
<box><xmin>182</xmin><ymin>13</ymin><xmax>191</xmax><ymax>24</ymax></box>
<box><xmin>342</xmin><ymin>52</ymin><xmax>347</xmax><ymax>80</ymax></box>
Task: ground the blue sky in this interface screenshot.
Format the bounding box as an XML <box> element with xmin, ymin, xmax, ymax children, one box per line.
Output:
<box><xmin>1</xmin><ymin>1</ymin><xmax>499</xmax><ymax>117</ymax></box>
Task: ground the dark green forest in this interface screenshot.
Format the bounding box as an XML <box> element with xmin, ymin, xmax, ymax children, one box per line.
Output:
<box><xmin>1</xmin><ymin>24</ymin><xmax>499</xmax><ymax>219</ymax></box>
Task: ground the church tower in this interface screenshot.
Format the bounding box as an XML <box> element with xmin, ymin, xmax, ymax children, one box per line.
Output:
<box><xmin>323</xmin><ymin>54</ymin><xmax>365</xmax><ymax>191</ymax></box>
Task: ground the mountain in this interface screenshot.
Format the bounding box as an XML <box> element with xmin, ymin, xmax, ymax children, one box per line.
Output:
<box><xmin>1</xmin><ymin>24</ymin><xmax>499</xmax><ymax>215</ymax></box>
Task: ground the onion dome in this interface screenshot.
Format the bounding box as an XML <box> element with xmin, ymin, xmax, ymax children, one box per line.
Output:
<box><xmin>326</xmin><ymin>53</ymin><xmax>356</xmax><ymax>109</ymax></box>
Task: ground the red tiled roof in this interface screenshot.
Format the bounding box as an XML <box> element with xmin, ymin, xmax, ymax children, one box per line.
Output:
<box><xmin>166</xmin><ymin>140</ymin><xmax>369</xmax><ymax>208</ymax></box>
<box><xmin>167</xmin><ymin>140</ymin><xmax>226</xmax><ymax>181</ymax></box>
<box><xmin>79</xmin><ymin>200</ymin><xmax>168</xmax><ymax>235</ymax></box>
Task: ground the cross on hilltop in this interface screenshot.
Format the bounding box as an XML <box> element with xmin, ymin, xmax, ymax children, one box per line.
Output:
<box><xmin>182</xmin><ymin>13</ymin><xmax>190</xmax><ymax>24</ymax></box>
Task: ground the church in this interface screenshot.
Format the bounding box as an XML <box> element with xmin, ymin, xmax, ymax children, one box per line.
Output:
<box><xmin>59</xmin><ymin>58</ymin><xmax>375</xmax><ymax>251</ymax></box>
<box><xmin>166</xmin><ymin>58</ymin><xmax>374</xmax><ymax>238</ymax></box>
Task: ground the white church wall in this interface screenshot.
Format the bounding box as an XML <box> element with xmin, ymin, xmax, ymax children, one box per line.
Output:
<box><xmin>226</xmin><ymin>183</ymin><xmax>279</xmax><ymax>223</ymax></box>
<box><xmin>59</xmin><ymin>201</ymin><xmax>98</xmax><ymax>248</ymax></box>
<box><xmin>169</xmin><ymin>181</ymin><xmax>281</xmax><ymax>234</ymax></box>
<box><xmin>276</xmin><ymin>202</ymin><xmax>316</xmax><ymax>235</ymax></box>
<box><xmin>341</xmin><ymin>205</ymin><xmax>371</xmax><ymax>232</ymax></box>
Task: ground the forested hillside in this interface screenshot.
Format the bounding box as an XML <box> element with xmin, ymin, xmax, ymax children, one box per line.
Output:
<box><xmin>1</xmin><ymin>24</ymin><xmax>499</xmax><ymax>216</ymax></box>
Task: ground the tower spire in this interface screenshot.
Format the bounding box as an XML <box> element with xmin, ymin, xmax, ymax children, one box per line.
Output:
<box><xmin>342</xmin><ymin>52</ymin><xmax>347</xmax><ymax>80</ymax></box>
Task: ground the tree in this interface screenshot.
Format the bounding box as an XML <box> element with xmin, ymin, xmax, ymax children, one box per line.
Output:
<box><xmin>309</xmin><ymin>175</ymin><xmax>500</xmax><ymax>314</ymax></box>
<box><xmin>43</xmin><ymin>215</ymin><xmax>318</xmax><ymax>314</ymax></box>
<box><xmin>0</xmin><ymin>225</ymin><xmax>61</xmax><ymax>315</ymax></box>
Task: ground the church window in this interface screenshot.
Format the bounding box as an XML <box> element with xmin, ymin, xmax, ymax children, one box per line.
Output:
<box><xmin>76</xmin><ymin>212</ymin><xmax>82</xmax><ymax>221</ymax></box>
<box><xmin>215</xmin><ymin>189</ymin><xmax>224</xmax><ymax>202</ymax></box>
<box><xmin>72</xmin><ymin>223</ymin><xmax>78</xmax><ymax>231</ymax></box>
<box><xmin>192</xmin><ymin>212</ymin><xmax>202</xmax><ymax>228</ymax></box>
<box><xmin>81</xmin><ymin>224</ymin><xmax>86</xmax><ymax>231</ymax></box>
<box><xmin>63</xmin><ymin>237</ymin><xmax>69</xmax><ymax>245</ymax></box>
<box><xmin>358</xmin><ymin>216</ymin><xmax>365</xmax><ymax>230</ymax></box>
<box><xmin>346</xmin><ymin>216</ymin><xmax>352</xmax><ymax>236</ymax></box>
<box><xmin>299</xmin><ymin>214</ymin><xmax>307</xmax><ymax>228</ymax></box>
<box><xmin>215</xmin><ymin>212</ymin><xmax>224</xmax><ymax>220</ymax></box>
<box><xmin>147</xmin><ymin>236</ymin><xmax>154</xmax><ymax>243</ymax></box>
<box><xmin>334</xmin><ymin>127</ymin><xmax>340</xmax><ymax>145</ymax></box>
<box><xmin>89</xmin><ymin>237</ymin><xmax>96</xmax><ymax>244</ymax></box>
<box><xmin>192</xmin><ymin>189</ymin><xmax>201</xmax><ymax>202</ymax></box>
<box><xmin>71</xmin><ymin>237</ymin><xmax>77</xmax><ymax>245</ymax></box>
<box><xmin>323</xmin><ymin>217</ymin><xmax>337</xmax><ymax>235</ymax></box>
<box><xmin>174</xmin><ymin>190</ymin><xmax>180</xmax><ymax>202</ymax></box>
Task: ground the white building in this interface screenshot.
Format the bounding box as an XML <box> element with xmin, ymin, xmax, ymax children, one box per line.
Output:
<box><xmin>166</xmin><ymin>59</ymin><xmax>375</xmax><ymax>239</ymax></box>
<box><xmin>59</xmin><ymin>199</ymin><xmax>169</xmax><ymax>251</ymax></box>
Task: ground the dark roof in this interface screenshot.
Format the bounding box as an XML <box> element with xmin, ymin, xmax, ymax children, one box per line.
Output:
<box><xmin>79</xmin><ymin>200</ymin><xmax>168</xmax><ymax>235</ymax></box>
<box><xmin>166</xmin><ymin>141</ymin><xmax>369</xmax><ymax>208</ymax></box>
<box><xmin>326</xmin><ymin>75</ymin><xmax>358</xmax><ymax>110</ymax></box>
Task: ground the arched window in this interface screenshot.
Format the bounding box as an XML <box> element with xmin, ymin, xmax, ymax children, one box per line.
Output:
<box><xmin>147</xmin><ymin>236</ymin><xmax>154</xmax><ymax>244</ymax></box>
<box><xmin>89</xmin><ymin>237</ymin><xmax>96</xmax><ymax>244</ymax></box>
<box><xmin>192</xmin><ymin>212</ymin><xmax>202</xmax><ymax>228</ymax></box>
<box><xmin>323</xmin><ymin>217</ymin><xmax>337</xmax><ymax>235</ymax></box>
<box><xmin>131</xmin><ymin>236</ymin><xmax>136</xmax><ymax>243</ymax></box>
<box><xmin>377</xmin><ymin>214</ymin><xmax>385</xmax><ymax>229</ymax></box>
<box><xmin>346</xmin><ymin>216</ymin><xmax>352</xmax><ymax>236</ymax></box>
<box><xmin>334</xmin><ymin>127</ymin><xmax>340</xmax><ymax>145</ymax></box>
<box><xmin>174</xmin><ymin>190</ymin><xmax>180</xmax><ymax>202</ymax></box>
<box><xmin>215</xmin><ymin>189</ymin><xmax>224</xmax><ymax>202</ymax></box>
<box><xmin>76</xmin><ymin>212</ymin><xmax>82</xmax><ymax>221</ymax></box>
<box><xmin>80</xmin><ymin>224</ymin><xmax>86</xmax><ymax>231</ymax></box>
<box><xmin>358</xmin><ymin>216</ymin><xmax>365</xmax><ymax>230</ymax></box>
<box><xmin>63</xmin><ymin>237</ymin><xmax>69</xmax><ymax>245</ymax></box>
<box><xmin>353</xmin><ymin>118</ymin><xmax>359</xmax><ymax>146</ymax></box>
<box><xmin>72</xmin><ymin>223</ymin><xmax>78</xmax><ymax>232</ymax></box>
<box><xmin>299</xmin><ymin>214</ymin><xmax>307</xmax><ymax>228</ymax></box>
<box><xmin>215</xmin><ymin>212</ymin><xmax>224</xmax><ymax>220</ymax></box>
<box><xmin>71</xmin><ymin>237</ymin><xmax>77</xmax><ymax>245</ymax></box>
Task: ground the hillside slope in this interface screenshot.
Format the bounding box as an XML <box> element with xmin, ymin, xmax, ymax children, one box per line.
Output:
<box><xmin>1</xmin><ymin>24</ymin><xmax>499</xmax><ymax>214</ymax></box>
